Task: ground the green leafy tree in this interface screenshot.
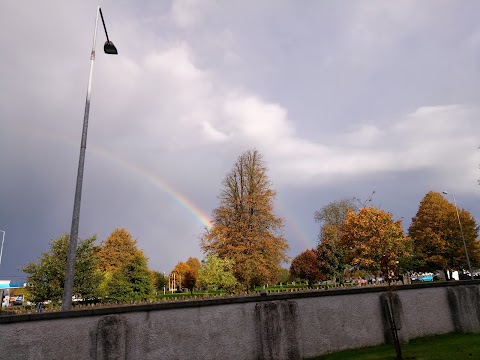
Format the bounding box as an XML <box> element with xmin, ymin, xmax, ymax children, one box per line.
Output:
<box><xmin>105</xmin><ymin>251</ymin><xmax>154</xmax><ymax>302</ymax></box>
<box><xmin>23</xmin><ymin>234</ymin><xmax>102</xmax><ymax>303</ymax></box>
<box><xmin>198</xmin><ymin>255</ymin><xmax>238</xmax><ymax>293</ymax></box>
<box><xmin>314</xmin><ymin>198</ymin><xmax>356</xmax><ymax>231</ymax></box>
<box><xmin>98</xmin><ymin>228</ymin><xmax>155</xmax><ymax>301</ymax></box>
<box><xmin>201</xmin><ymin>149</ymin><xmax>289</xmax><ymax>291</ymax></box>
<box><xmin>408</xmin><ymin>191</ymin><xmax>480</xmax><ymax>277</ymax></box>
<box><xmin>314</xmin><ymin>199</ymin><xmax>355</xmax><ymax>283</ymax></box>
<box><xmin>290</xmin><ymin>249</ymin><xmax>324</xmax><ymax>286</ymax></box>
<box><xmin>277</xmin><ymin>268</ymin><xmax>290</xmax><ymax>285</ymax></box>
<box><xmin>316</xmin><ymin>226</ymin><xmax>346</xmax><ymax>283</ymax></box>
<box><xmin>152</xmin><ymin>271</ymin><xmax>168</xmax><ymax>291</ymax></box>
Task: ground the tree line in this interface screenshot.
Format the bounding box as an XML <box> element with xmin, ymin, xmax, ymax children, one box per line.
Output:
<box><xmin>23</xmin><ymin>149</ymin><xmax>289</xmax><ymax>301</ymax></box>
<box><xmin>291</xmin><ymin>192</ymin><xmax>480</xmax><ymax>285</ymax></box>
<box><xmin>22</xmin><ymin>149</ymin><xmax>480</xmax><ymax>303</ymax></box>
<box><xmin>23</xmin><ymin>228</ymin><xmax>154</xmax><ymax>303</ymax></box>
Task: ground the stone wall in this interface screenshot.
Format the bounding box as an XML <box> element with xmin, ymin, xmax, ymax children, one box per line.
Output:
<box><xmin>0</xmin><ymin>280</ymin><xmax>479</xmax><ymax>360</ymax></box>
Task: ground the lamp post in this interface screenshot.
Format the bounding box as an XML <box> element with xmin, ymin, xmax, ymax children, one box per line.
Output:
<box><xmin>62</xmin><ymin>7</ymin><xmax>118</xmax><ymax>311</ymax></box>
<box><xmin>442</xmin><ymin>191</ymin><xmax>473</xmax><ymax>280</ymax></box>
<box><xmin>0</xmin><ymin>230</ymin><xmax>5</xmax><ymax>266</ymax></box>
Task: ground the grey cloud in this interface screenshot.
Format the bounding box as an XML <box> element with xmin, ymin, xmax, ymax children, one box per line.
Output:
<box><xmin>1</xmin><ymin>1</ymin><xmax>480</xmax><ymax>281</ymax></box>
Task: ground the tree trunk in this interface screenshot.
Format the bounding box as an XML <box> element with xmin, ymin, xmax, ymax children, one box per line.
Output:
<box><xmin>386</xmin><ymin>290</ymin><xmax>403</xmax><ymax>360</ymax></box>
<box><xmin>443</xmin><ymin>268</ymin><xmax>450</xmax><ymax>281</ymax></box>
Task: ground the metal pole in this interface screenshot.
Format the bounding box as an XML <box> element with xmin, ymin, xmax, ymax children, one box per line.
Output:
<box><xmin>0</xmin><ymin>230</ymin><xmax>5</xmax><ymax>266</ymax></box>
<box><xmin>62</xmin><ymin>7</ymin><xmax>100</xmax><ymax>311</ymax></box>
<box><xmin>450</xmin><ymin>193</ymin><xmax>474</xmax><ymax>280</ymax></box>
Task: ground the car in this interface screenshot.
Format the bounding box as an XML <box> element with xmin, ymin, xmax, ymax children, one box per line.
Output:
<box><xmin>418</xmin><ymin>274</ymin><xmax>433</xmax><ymax>282</ymax></box>
<box><xmin>13</xmin><ymin>296</ymin><xmax>24</xmax><ymax>305</ymax></box>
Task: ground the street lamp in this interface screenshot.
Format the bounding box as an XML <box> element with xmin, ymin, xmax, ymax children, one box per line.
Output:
<box><xmin>442</xmin><ymin>191</ymin><xmax>473</xmax><ymax>280</ymax></box>
<box><xmin>0</xmin><ymin>230</ymin><xmax>5</xmax><ymax>266</ymax></box>
<box><xmin>62</xmin><ymin>6</ymin><xmax>118</xmax><ymax>311</ymax></box>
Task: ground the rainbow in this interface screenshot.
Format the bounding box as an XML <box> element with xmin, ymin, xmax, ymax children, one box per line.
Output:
<box><xmin>90</xmin><ymin>144</ymin><xmax>214</xmax><ymax>230</ymax></box>
<box><xmin>91</xmin><ymin>146</ymin><xmax>315</xmax><ymax>249</ymax></box>
<box><xmin>24</xmin><ymin>126</ymin><xmax>213</xmax><ymax>229</ymax></box>
<box><xmin>24</xmin><ymin>127</ymin><xmax>318</xmax><ymax>249</ymax></box>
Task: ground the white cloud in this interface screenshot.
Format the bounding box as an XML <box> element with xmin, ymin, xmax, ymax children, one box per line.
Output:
<box><xmin>99</xmin><ymin>37</ymin><xmax>480</xmax><ymax>191</ymax></box>
<box><xmin>222</xmin><ymin>94</ymin><xmax>294</xmax><ymax>141</ymax></box>
<box><xmin>201</xmin><ymin>120</ymin><xmax>228</xmax><ymax>143</ymax></box>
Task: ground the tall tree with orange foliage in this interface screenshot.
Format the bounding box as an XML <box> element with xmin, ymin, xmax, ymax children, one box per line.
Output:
<box><xmin>340</xmin><ymin>207</ymin><xmax>411</xmax><ymax>279</ymax></box>
<box><xmin>408</xmin><ymin>191</ymin><xmax>480</xmax><ymax>277</ymax></box>
<box><xmin>201</xmin><ymin>149</ymin><xmax>289</xmax><ymax>291</ymax></box>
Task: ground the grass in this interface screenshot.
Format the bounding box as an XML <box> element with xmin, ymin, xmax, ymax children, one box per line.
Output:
<box><xmin>154</xmin><ymin>289</ymin><xmax>227</xmax><ymax>300</ymax></box>
<box><xmin>306</xmin><ymin>333</ymin><xmax>480</xmax><ymax>360</ymax></box>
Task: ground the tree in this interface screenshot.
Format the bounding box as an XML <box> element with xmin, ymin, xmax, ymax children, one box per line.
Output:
<box><xmin>152</xmin><ymin>271</ymin><xmax>168</xmax><ymax>291</ymax></box>
<box><xmin>340</xmin><ymin>207</ymin><xmax>411</xmax><ymax>280</ymax></box>
<box><xmin>290</xmin><ymin>249</ymin><xmax>324</xmax><ymax>286</ymax></box>
<box><xmin>201</xmin><ymin>149</ymin><xmax>289</xmax><ymax>290</ymax></box>
<box><xmin>185</xmin><ymin>257</ymin><xmax>201</xmax><ymax>290</ymax></box>
<box><xmin>186</xmin><ymin>257</ymin><xmax>201</xmax><ymax>273</ymax></box>
<box><xmin>171</xmin><ymin>261</ymin><xmax>191</xmax><ymax>288</ymax></box>
<box><xmin>340</xmin><ymin>203</ymin><xmax>407</xmax><ymax>360</ymax></box>
<box><xmin>314</xmin><ymin>199</ymin><xmax>355</xmax><ymax>283</ymax></box>
<box><xmin>23</xmin><ymin>234</ymin><xmax>102</xmax><ymax>303</ymax></box>
<box><xmin>183</xmin><ymin>270</ymin><xmax>197</xmax><ymax>293</ymax></box>
<box><xmin>198</xmin><ymin>255</ymin><xmax>238</xmax><ymax>293</ymax></box>
<box><xmin>456</xmin><ymin>209</ymin><xmax>480</xmax><ymax>271</ymax></box>
<box><xmin>314</xmin><ymin>198</ymin><xmax>356</xmax><ymax>231</ymax></box>
<box><xmin>170</xmin><ymin>258</ymin><xmax>202</xmax><ymax>290</ymax></box>
<box><xmin>97</xmin><ymin>228</ymin><xmax>140</xmax><ymax>273</ymax></box>
<box><xmin>277</xmin><ymin>268</ymin><xmax>290</xmax><ymax>285</ymax></box>
<box><xmin>408</xmin><ymin>191</ymin><xmax>480</xmax><ymax>277</ymax></box>
<box><xmin>316</xmin><ymin>226</ymin><xmax>346</xmax><ymax>283</ymax></box>
<box><xmin>105</xmin><ymin>251</ymin><xmax>154</xmax><ymax>302</ymax></box>
<box><xmin>98</xmin><ymin>228</ymin><xmax>155</xmax><ymax>301</ymax></box>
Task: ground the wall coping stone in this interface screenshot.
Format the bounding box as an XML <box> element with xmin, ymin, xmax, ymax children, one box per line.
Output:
<box><xmin>1</xmin><ymin>280</ymin><xmax>478</xmax><ymax>324</ymax></box>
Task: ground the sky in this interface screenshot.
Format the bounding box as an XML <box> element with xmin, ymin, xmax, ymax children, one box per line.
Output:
<box><xmin>1</xmin><ymin>1</ymin><xmax>480</xmax><ymax>281</ymax></box>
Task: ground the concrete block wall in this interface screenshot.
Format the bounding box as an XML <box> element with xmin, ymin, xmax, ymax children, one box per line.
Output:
<box><xmin>0</xmin><ymin>280</ymin><xmax>478</xmax><ymax>360</ymax></box>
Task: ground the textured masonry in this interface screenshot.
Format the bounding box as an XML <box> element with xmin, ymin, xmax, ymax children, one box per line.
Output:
<box><xmin>0</xmin><ymin>281</ymin><xmax>478</xmax><ymax>359</ymax></box>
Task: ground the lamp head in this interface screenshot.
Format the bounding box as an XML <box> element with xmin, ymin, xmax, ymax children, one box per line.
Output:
<box><xmin>104</xmin><ymin>41</ymin><xmax>118</xmax><ymax>55</ymax></box>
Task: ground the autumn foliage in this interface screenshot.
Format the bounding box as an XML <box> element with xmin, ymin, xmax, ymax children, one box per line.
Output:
<box><xmin>340</xmin><ymin>207</ymin><xmax>411</xmax><ymax>278</ymax></box>
<box><xmin>97</xmin><ymin>228</ymin><xmax>143</xmax><ymax>273</ymax></box>
<box><xmin>171</xmin><ymin>257</ymin><xmax>201</xmax><ymax>290</ymax></box>
<box><xmin>290</xmin><ymin>249</ymin><xmax>324</xmax><ymax>285</ymax></box>
<box><xmin>201</xmin><ymin>149</ymin><xmax>289</xmax><ymax>290</ymax></box>
<box><xmin>408</xmin><ymin>191</ymin><xmax>480</xmax><ymax>275</ymax></box>
<box><xmin>97</xmin><ymin>228</ymin><xmax>154</xmax><ymax>301</ymax></box>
